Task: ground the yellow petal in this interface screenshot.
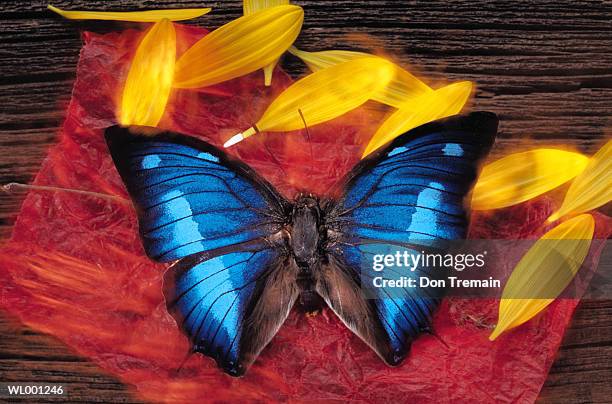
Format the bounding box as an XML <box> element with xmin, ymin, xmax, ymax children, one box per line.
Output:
<box><xmin>243</xmin><ymin>0</ymin><xmax>290</xmax><ymax>14</ymax></box>
<box><xmin>174</xmin><ymin>5</ymin><xmax>304</xmax><ymax>89</ymax></box>
<box><xmin>243</xmin><ymin>0</ymin><xmax>290</xmax><ymax>86</ymax></box>
<box><xmin>119</xmin><ymin>19</ymin><xmax>176</xmax><ymax>127</ymax></box>
<box><xmin>489</xmin><ymin>214</ymin><xmax>594</xmax><ymax>340</ymax></box>
<box><xmin>548</xmin><ymin>140</ymin><xmax>612</xmax><ymax>222</ymax></box>
<box><xmin>224</xmin><ymin>57</ymin><xmax>395</xmax><ymax>147</ymax></box>
<box><xmin>290</xmin><ymin>46</ymin><xmax>432</xmax><ymax>108</ymax></box>
<box><xmin>362</xmin><ymin>81</ymin><xmax>472</xmax><ymax>157</ymax></box>
<box><xmin>47</xmin><ymin>4</ymin><xmax>211</xmax><ymax>22</ymax></box>
<box><xmin>262</xmin><ymin>62</ymin><xmax>277</xmax><ymax>86</ymax></box>
<box><xmin>289</xmin><ymin>46</ymin><xmax>371</xmax><ymax>71</ymax></box>
<box><xmin>472</xmin><ymin>149</ymin><xmax>589</xmax><ymax>210</ymax></box>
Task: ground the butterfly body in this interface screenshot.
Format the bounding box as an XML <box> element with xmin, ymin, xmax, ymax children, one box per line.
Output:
<box><xmin>289</xmin><ymin>194</ymin><xmax>324</xmax><ymax>269</ymax></box>
<box><xmin>241</xmin><ymin>193</ymin><xmax>327</xmax><ymax>312</ymax></box>
<box><xmin>105</xmin><ymin>112</ymin><xmax>498</xmax><ymax>376</ymax></box>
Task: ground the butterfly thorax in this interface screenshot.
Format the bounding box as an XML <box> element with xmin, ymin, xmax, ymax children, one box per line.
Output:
<box><xmin>290</xmin><ymin>194</ymin><xmax>324</xmax><ymax>270</ymax></box>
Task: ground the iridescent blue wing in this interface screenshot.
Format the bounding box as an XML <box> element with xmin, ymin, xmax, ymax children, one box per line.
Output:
<box><xmin>105</xmin><ymin>127</ymin><xmax>290</xmax><ymax>262</ymax></box>
<box><xmin>105</xmin><ymin>127</ymin><xmax>298</xmax><ymax>376</ymax></box>
<box><xmin>164</xmin><ymin>247</ymin><xmax>299</xmax><ymax>376</ymax></box>
<box><xmin>317</xmin><ymin>112</ymin><xmax>498</xmax><ymax>365</ymax></box>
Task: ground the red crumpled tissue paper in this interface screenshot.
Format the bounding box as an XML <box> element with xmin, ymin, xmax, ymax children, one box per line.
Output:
<box><xmin>0</xmin><ymin>25</ymin><xmax>610</xmax><ymax>403</ymax></box>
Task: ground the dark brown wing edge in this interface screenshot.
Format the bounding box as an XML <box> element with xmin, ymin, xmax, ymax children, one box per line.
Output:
<box><xmin>313</xmin><ymin>255</ymin><xmax>405</xmax><ymax>365</ymax></box>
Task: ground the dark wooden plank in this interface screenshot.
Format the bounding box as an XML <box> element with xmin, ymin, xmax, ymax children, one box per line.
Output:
<box><xmin>0</xmin><ymin>313</ymin><xmax>143</xmax><ymax>403</ymax></box>
<box><xmin>1</xmin><ymin>0</ymin><xmax>611</xmax><ymax>402</ymax></box>
<box><xmin>539</xmin><ymin>300</ymin><xmax>612</xmax><ymax>404</ymax></box>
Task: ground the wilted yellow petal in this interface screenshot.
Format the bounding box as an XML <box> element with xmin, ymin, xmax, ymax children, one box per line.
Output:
<box><xmin>472</xmin><ymin>149</ymin><xmax>589</xmax><ymax>210</ymax></box>
<box><xmin>548</xmin><ymin>140</ymin><xmax>612</xmax><ymax>222</ymax></box>
<box><xmin>290</xmin><ymin>46</ymin><xmax>432</xmax><ymax>108</ymax></box>
<box><xmin>362</xmin><ymin>81</ymin><xmax>472</xmax><ymax>157</ymax></box>
<box><xmin>120</xmin><ymin>19</ymin><xmax>176</xmax><ymax>127</ymax></box>
<box><xmin>174</xmin><ymin>5</ymin><xmax>304</xmax><ymax>88</ymax></box>
<box><xmin>489</xmin><ymin>214</ymin><xmax>594</xmax><ymax>341</ymax></box>
<box><xmin>47</xmin><ymin>4</ymin><xmax>211</xmax><ymax>22</ymax></box>
<box><xmin>223</xmin><ymin>57</ymin><xmax>395</xmax><ymax>147</ymax></box>
<box><xmin>243</xmin><ymin>0</ymin><xmax>290</xmax><ymax>86</ymax></box>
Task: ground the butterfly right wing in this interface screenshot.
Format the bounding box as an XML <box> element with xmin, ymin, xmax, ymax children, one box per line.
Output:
<box><xmin>316</xmin><ymin>112</ymin><xmax>498</xmax><ymax>365</ymax></box>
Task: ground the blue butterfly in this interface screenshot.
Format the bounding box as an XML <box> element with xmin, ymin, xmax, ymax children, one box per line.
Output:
<box><xmin>105</xmin><ymin>112</ymin><xmax>497</xmax><ymax>376</ymax></box>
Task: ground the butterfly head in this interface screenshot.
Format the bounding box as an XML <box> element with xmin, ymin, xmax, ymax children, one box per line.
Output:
<box><xmin>293</xmin><ymin>193</ymin><xmax>319</xmax><ymax>209</ymax></box>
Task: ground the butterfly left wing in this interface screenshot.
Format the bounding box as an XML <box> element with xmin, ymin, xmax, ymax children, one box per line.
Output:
<box><xmin>317</xmin><ymin>112</ymin><xmax>498</xmax><ymax>365</ymax></box>
<box><xmin>105</xmin><ymin>127</ymin><xmax>290</xmax><ymax>263</ymax></box>
<box><xmin>164</xmin><ymin>246</ymin><xmax>299</xmax><ymax>376</ymax></box>
<box><xmin>105</xmin><ymin>127</ymin><xmax>297</xmax><ymax>376</ymax></box>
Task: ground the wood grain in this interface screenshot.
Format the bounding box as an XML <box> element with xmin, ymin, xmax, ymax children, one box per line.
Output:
<box><xmin>1</xmin><ymin>0</ymin><xmax>610</xmax><ymax>402</ymax></box>
<box><xmin>0</xmin><ymin>313</ymin><xmax>142</xmax><ymax>403</ymax></box>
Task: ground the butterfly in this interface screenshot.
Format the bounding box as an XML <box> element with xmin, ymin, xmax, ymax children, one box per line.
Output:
<box><xmin>105</xmin><ymin>111</ymin><xmax>498</xmax><ymax>376</ymax></box>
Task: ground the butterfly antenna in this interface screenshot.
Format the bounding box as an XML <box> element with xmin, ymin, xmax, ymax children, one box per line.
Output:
<box><xmin>297</xmin><ymin>109</ymin><xmax>315</xmax><ymax>178</ymax></box>
<box><xmin>262</xmin><ymin>137</ymin><xmax>288</xmax><ymax>180</ymax></box>
<box><xmin>245</xmin><ymin>121</ymin><xmax>289</xmax><ymax>182</ymax></box>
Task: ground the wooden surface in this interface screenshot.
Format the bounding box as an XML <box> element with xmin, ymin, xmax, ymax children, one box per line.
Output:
<box><xmin>0</xmin><ymin>0</ymin><xmax>611</xmax><ymax>402</ymax></box>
